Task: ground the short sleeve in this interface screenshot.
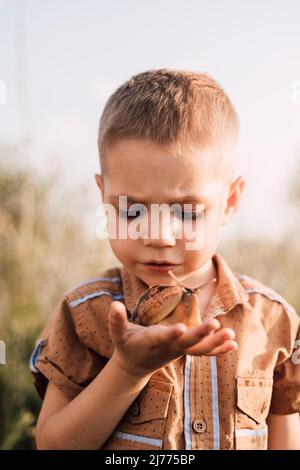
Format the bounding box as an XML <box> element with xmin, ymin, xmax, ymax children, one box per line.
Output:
<box><xmin>269</xmin><ymin>317</ymin><xmax>300</xmax><ymax>414</ymax></box>
<box><xmin>29</xmin><ymin>295</ymin><xmax>108</xmax><ymax>400</ymax></box>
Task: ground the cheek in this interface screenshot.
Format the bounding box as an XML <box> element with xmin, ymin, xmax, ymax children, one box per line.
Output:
<box><xmin>109</xmin><ymin>238</ymin><xmax>129</xmax><ymax>260</ymax></box>
<box><xmin>203</xmin><ymin>204</ymin><xmax>225</xmax><ymax>234</ymax></box>
<box><xmin>109</xmin><ymin>236</ymin><xmax>138</xmax><ymax>265</ymax></box>
<box><xmin>183</xmin><ymin>248</ymin><xmax>216</xmax><ymax>273</ymax></box>
<box><xmin>181</xmin><ymin>212</ymin><xmax>220</xmax><ymax>244</ymax></box>
<box><xmin>179</xmin><ymin>211</ymin><xmax>222</xmax><ymax>258</ymax></box>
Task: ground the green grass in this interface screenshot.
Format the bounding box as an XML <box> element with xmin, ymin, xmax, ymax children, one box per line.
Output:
<box><xmin>0</xmin><ymin>156</ymin><xmax>111</xmax><ymax>449</ymax></box>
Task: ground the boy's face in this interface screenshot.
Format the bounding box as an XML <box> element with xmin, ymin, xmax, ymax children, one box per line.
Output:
<box><xmin>95</xmin><ymin>138</ymin><xmax>245</xmax><ymax>287</ymax></box>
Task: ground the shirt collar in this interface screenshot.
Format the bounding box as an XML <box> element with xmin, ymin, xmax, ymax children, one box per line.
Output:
<box><xmin>205</xmin><ymin>252</ymin><xmax>249</xmax><ymax>319</ymax></box>
<box><xmin>120</xmin><ymin>252</ymin><xmax>249</xmax><ymax>322</ymax></box>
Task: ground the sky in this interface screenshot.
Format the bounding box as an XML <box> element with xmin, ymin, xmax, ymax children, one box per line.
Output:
<box><xmin>0</xmin><ymin>0</ymin><xmax>300</xmax><ymax>241</ymax></box>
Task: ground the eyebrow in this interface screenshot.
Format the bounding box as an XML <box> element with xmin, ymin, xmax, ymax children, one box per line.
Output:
<box><xmin>108</xmin><ymin>194</ymin><xmax>208</xmax><ymax>205</ymax></box>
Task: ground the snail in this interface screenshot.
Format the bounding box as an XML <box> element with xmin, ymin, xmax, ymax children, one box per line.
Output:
<box><xmin>128</xmin><ymin>270</ymin><xmax>217</xmax><ymax>327</ymax></box>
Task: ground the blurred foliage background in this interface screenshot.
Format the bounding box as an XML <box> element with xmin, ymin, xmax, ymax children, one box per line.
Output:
<box><xmin>0</xmin><ymin>143</ymin><xmax>299</xmax><ymax>449</ymax></box>
<box><xmin>0</xmin><ymin>142</ymin><xmax>114</xmax><ymax>449</ymax></box>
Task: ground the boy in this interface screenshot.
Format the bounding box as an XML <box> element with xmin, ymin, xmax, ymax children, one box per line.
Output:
<box><xmin>30</xmin><ymin>69</ymin><xmax>300</xmax><ymax>450</ymax></box>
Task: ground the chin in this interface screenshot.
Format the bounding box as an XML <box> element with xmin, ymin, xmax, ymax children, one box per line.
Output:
<box><xmin>143</xmin><ymin>272</ymin><xmax>178</xmax><ymax>287</ymax></box>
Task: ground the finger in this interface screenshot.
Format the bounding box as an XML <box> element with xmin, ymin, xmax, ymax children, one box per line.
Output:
<box><xmin>108</xmin><ymin>301</ymin><xmax>128</xmax><ymax>346</ymax></box>
<box><xmin>184</xmin><ymin>327</ymin><xmax>236</xmax><ymax>356</ymax></box>
<box><xmin>188</xmin><ymin>339</ymin><xmax>238</xmax><ymax>356</ymax></box>
<box><xmin>208</xmin><ymin>339</ymin><xmax>238</xmax><ymax>356</ymax></box>
<box><xmin>147</xmin><ymin>322</ymin><xmax>188</xmax><ymax>348</ymax></box>
<box><xmin>175</xmin><ymin>318</ymin><xmax>221</xmax><ymax>350</ymax></box>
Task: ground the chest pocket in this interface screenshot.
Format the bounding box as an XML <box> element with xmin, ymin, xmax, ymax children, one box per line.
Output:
<box><xmin>235</xmin><ymin>377</ymin><xmax>273</xmax><ymax>450</ymax></box>
<box><xmin>100</xmin><ymin>378</ymin><xmax>174</xmax><ymax>450</ymax></box>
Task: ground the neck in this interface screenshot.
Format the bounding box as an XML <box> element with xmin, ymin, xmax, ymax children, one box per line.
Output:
<box><xmin>179</xmin><ymin>257</ymin><xmax>218</xmax><ymax>291</ymax></box>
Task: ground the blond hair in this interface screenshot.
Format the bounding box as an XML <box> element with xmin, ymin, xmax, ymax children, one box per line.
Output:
<box><xmin>98</xmin><ymin>68</ymin><xmax>239</xmax><ymax>179</ymax></box>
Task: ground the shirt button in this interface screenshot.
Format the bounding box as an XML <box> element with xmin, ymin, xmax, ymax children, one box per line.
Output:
<box><xmin>193</xmin><ymin>419</ymin><xmax>207</xmax><ymax>433</ymax></box>
<box><xmin>130</xmin><ymin>402</ymin><xmax>140</xmax><ymax>416</ymax></box>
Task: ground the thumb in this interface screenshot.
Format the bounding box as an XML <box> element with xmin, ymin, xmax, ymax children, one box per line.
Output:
<box><xmin>108</xmin><ymin>301</ymin><xmax>128</xmax><ymax>346</ymax></box>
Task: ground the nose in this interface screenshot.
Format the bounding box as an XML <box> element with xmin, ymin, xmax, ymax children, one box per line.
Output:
<box><xmin>141</xmin><ymin>208</ymin><xmax>180</xmax><ymax>248</ymax></box>
<box><xmin>143</xmin><ymin>233</ymin><xmax>175</xmax><ymax>248</ymax></box>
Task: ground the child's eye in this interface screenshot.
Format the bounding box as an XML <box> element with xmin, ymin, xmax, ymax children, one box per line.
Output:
<box><xmin>183</xmin><ymin>211</ymin><xmax>204</xmax><ymax>221</ymax></box>
<box><xmin>118</xmin><ymin>206</ymin><xmax>205</xmax><ymax>221</ymax></box>
<box><xmin>119</xmin><ymin>210</ymin><xmax>140</xmax><ymax>219</ymax></box>
<box><xmin>174</xmin><ymin>208</ymin><xmax>205</xmax><ymax>221</ymax></box>
<box><xmin>119</xmin><ymin>206</ymin><xmax>146</xmax><ymax>219</ymax></box>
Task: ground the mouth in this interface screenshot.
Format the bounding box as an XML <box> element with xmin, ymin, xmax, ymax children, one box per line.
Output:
<box><xmin>143</xmin><ymin>261</ymin><xmax>180</xmax><ymax>273</ymax></box>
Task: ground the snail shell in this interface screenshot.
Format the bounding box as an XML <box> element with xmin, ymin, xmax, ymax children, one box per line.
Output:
<box><xmin>130</xmin><ymin>285</ymin><xmax>183</xmax><ymax>326</ymax></box>
<box><xmin>129</xmin><ymin>272</ymin><xmax>216</xmax><ymax>327</ymax></box>
<box><xmin>130</xmin><ymin>285</ymin><xmax>201</xmax><ymax>327</ymax></box>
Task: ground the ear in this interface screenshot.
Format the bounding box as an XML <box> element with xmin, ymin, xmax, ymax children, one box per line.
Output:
<box><xmin>222</xmin><ymin>176</ymin><xmax>246</xmax><ymax>226</ymax></box>
<box><xmin>94</xmin><ymin>173</ymin><xmax>105</xmax><ymax>201</ymax></box>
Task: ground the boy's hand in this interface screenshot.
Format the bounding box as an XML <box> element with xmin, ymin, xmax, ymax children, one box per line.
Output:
<box><xmin>108</xmin><ymin>300</ymin><xmax>237</xmax><ymax>379</ymax></box>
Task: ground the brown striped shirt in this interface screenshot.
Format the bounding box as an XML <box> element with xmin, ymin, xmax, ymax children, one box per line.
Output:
<box><xmin>30</xmin><ymin>252</ymin><xmax>300</xmax><ymax>450</ymax></box>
